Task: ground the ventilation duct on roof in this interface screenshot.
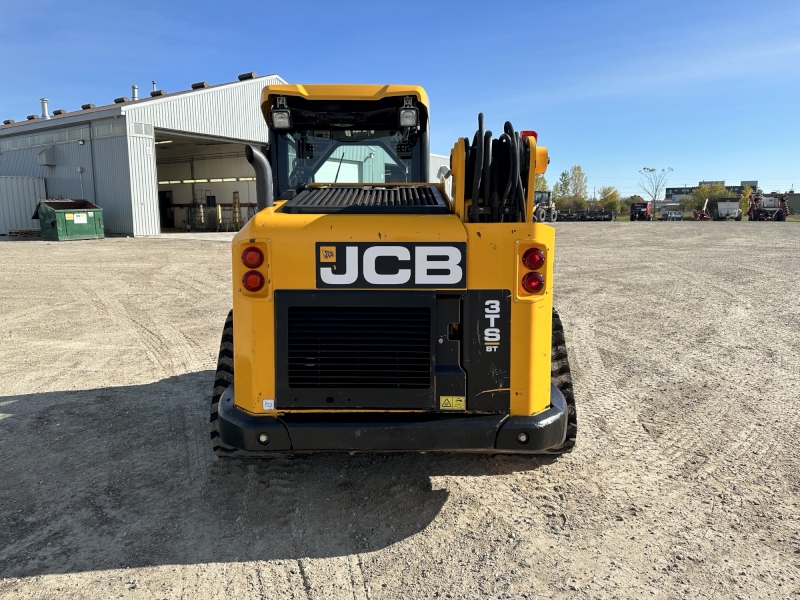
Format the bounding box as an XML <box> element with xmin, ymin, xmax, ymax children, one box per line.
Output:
<box><xmin>27</xmin><ymin>115</ymin><xmax>39</xmax><ymax>120</ymax></box>
<box><xmin>114</xmin><ymin>97</ymin><xmax>129</xmax><ymax>104</ymax></box>
<box><xmin>238</xmin><ymin>72</ymin><xmax>257</xmax><ymax>81</ymax></box>
<box><xmin>3</xmin><ymin>119</ymin><xmax>15</xmax><ymax>125</ymax></box>
<box><xmin>52</xmin><ymin>109</ymin><xmax>66</xmax><ymax>115</ymax></box>
<box><xmin>191</xmin><ymin>81</ymin><xmax>209</xmax><ymax>89</ymax></box>
<box><xmin>81</xmin><ymin>103</ymin><xmax>95</xmax><ymax>110</ymax></box>
<box><xmin>150</xmin><ymin>90</ymin><xmax>166</xmax><ymax>97</ymax></box>
<box><xmin>132</xmin><ymin>85</ymin><xmax>138</xmax><ymax>101</ymax></box>
<box><xmin>40</xmin><ymin>98</ymin><xmax>50</xmax><ymax>119</ymax></box>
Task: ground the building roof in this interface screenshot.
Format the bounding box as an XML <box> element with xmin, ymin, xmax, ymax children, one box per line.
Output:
<box><xmin>0</xmin><ymin>74</ymin><xmax>286</xmax><ymax>136</ymax></box>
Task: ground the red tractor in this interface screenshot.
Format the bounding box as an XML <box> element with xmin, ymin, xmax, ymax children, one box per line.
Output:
<box><xmin>748</xmin><ymin>193</ymin><xmax>788</xmax><ymax>221</ymax></box>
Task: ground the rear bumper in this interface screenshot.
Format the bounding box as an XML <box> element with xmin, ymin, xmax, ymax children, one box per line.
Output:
<box><xmin>216</xmin><ymin>384</ymin><xmax>567</xmax><ymax>454</ymax></box>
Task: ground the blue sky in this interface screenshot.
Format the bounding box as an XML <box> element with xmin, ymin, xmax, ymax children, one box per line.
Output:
<box><xmin>2</xmin><ymin>0</ymin><xmax>799</xmax><ymax>196</ymax></box>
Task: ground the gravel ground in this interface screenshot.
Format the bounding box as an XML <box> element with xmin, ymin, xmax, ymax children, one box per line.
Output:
<box><xmin>0</xmin><ymin>223</ymin><xmax>798</xmax><ymax>599</ymax></box>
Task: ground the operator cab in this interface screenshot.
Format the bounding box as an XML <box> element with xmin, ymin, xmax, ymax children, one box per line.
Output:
<box><xmin>266</xmin><ymin>93</ymin><xmax>430</xmax><ymax>198</ymax></box>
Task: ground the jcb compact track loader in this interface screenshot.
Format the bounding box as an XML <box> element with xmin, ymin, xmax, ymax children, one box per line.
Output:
<box><xmin>210</xmin><ymin>84</ymin><xmax>577</xmax><ymax>456</ymax></box>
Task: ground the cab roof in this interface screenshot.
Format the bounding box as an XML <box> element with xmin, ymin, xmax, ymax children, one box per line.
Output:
<box><xmin>260</xmin><ymin>84</ymin><xmax>429</xmax><ymax>120</ymax></box>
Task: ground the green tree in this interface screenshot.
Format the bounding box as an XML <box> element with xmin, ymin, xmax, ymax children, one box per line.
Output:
<box><xmin>572</xmin><ymin>196</ymin><xmax>588</xmax><ymax>211</ymax></box>
<box><xmin>534</xmin><ymin>173</ymin><xmax>548</xmax><ymax>191</ymax></box>
<box><xmin>553</xmin><ymin>170</ymin><xmax>571</xmax><ymax>203</ymax></box>
<box><xmin>569</xmin><ymin>165</ymin><xmax>588</xmax><ymax>206</ymax></box>
<box><xmin>685</xmin><ymin>183</ymin><xmax>736</xmax><ymax>212</ymax></box>
<box><xmin>598</xmin><ymin>185</ymin><xmax>621</xmax><ymax>212</ymax></box>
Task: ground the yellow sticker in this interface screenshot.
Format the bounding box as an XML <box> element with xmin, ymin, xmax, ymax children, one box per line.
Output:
<box><xmin>439</xmin><ymin>396</ymin><xmax>465</xmax><ymax>411</ymax></box>
<box><xmin>319</xmin><ymin>246</ymin><xmax>336</xmax><ymax>263</ymax></box>
<box><xmin>65</xmin><ymin>213</ymin><xmax>74</xmax><ymax>220</ymax></box>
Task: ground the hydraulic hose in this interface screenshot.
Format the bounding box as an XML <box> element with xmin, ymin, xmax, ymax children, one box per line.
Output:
<box><xmin>482</xmin><ymin>130</ymin><xmax>493</xmax><ymax>222</ymax></box>
<box><xmin>465</xmin><ymin>115</ymin><xmax>529</xmax><ymax>223</ymax></box>
<box><xmin>470</xmin><ymin>113</ymin><xmax>485</xmax><ymax>222</ymax></box>
<box><xmin>516</xmin><ymin>131</ymin><xmax>527</xmax><ymax>222</ymax></box>
<box><xmin>498</xmin><ymin>133</ymin><xmax>514</xmax><ymax>219</ymax></box>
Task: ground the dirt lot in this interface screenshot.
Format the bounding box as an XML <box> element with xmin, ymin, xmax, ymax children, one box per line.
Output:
<box><xmin>0</xmin><ymin>223</ymin><xmax>798</xmax><ymax>599</ymax></box>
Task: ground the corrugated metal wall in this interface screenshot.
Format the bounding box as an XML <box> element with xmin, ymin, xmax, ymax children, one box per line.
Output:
<box><xmin>0</xmin><ymin>138</ymin><xmax>96</xmax><ymax>202</ymax></box>
<box><xmin>127</xmin><ymin>134</ymin><xmax>159</xmax><ymax>235</ymax></box>
<box><xmin>90</xmin><ymin>134</ymin><xmax>133</xmax><ymax>235</ymax></box>
<box><xmin>0</xmin><ymin>177</ymin><xmax>46</xmax><ymax>234</ymax></box>
<box><xmin>124</xmin><ymin>75</ymin><xmax>285</xmax><ymax>143</ymax></box>
<box><xmin>0</xmin><ymin>120</ymin><xmax>136</xmax><ymax>235</ymax></box>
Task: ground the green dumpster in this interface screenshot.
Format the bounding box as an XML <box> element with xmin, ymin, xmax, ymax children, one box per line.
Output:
<box><xmin>32</xmin><ymin>200</ymin><xmax>104</xmax><ymax>241</ymax></box>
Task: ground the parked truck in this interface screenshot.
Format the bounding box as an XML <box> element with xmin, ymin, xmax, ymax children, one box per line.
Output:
<box><xmin>660</xmin><ymin>210</ymin><xmax>683</xmax><ymax>221</ymax></box>
<box><xmin>630</xmin><ymin>201</ymin><xmax>652</xmax><ymax>221</ymax></box>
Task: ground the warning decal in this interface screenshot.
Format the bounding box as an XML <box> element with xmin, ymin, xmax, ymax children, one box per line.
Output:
<box><xmin>439</xmin><ymin>396</ymin><xmax>465</xmax><ymax>411</ymax></box>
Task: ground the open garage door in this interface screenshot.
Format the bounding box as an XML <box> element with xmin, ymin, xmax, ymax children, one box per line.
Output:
<box><xmin>155</xmin><ymin>132</ymin><xmax>259</xmax><ymax>232</ymax></box>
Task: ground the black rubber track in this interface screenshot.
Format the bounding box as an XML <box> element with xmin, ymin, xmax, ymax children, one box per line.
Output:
<box><xmin>546</xmin><ymin>308</ymin><xmax>578</xmax><ymax>453</ymax></box>
<box><xmin>209</xmin><ymin>310</ymin><xmax>241</xmax><ymax>457</ymax></box>
<box><xmin>210</xmin><ymin>311</ymin><xmax>297</xmax><ymax>459</ymax></box>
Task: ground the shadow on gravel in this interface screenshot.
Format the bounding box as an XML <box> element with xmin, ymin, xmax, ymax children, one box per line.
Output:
<box><xmin>0</xmin><ymin>371</ymin><xmax>548</xmax><ymax>578</ymax></box>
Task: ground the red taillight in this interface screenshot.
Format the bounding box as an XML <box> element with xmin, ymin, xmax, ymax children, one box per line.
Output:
<box><xmin>521</xmin><ymin>272</ymin><xmax>544</xmax><ymax>294</ymax></box>
<box><xmin>522</xmin><ymin>247</ymin><xmax>545</xmax><ymax>271</ymax></box>
<box><xmin>241</xmin><ymin>246</ymin><xmax>264</xmax><ymax>269</ymax></box>
<box><xmin>520</xmin><ymin>130</ymin><xmax>538</xmax><ymax>142</ymax></box>
<box><xmin>242</xmin><ymin>270</ymin><xmax>265</xmax><ymax>292</ymax></box>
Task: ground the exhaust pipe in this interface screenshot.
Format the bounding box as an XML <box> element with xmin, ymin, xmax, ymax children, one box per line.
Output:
<box><xmin>132</xmin><ymin>85</ymin><xmax>138</xmax><ymax>101</ymax></box>
<box><xmin>40</xmin><ymin>98</ymin><xmax>50</xmax><ymax>119</ymax></box>
<box><xmin>245</xmin><ymin>145</ymin><xmax>274</xmax><ymax>211</ymax></box>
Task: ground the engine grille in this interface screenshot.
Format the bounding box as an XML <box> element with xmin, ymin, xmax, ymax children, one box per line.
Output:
<box><xmin>281</xmin><ymin>185</ymin><xmax>448</xmax><ymax>214</ymax></box>
<box><xmin>287</xmin><ymin>306</ymin><xmax>432</xmax><ymax>389</ymax></box>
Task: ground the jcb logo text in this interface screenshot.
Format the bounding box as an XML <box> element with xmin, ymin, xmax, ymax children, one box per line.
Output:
<box><xmin>316</xmin><ymin>242</ymin><xmax>467</xmax><ymax>288</ymax></box>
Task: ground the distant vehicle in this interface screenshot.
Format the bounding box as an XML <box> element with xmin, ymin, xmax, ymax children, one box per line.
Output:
<box><xmin>660</xmin><ymin>210</ymin><xmax>683</xmax><ymax>221</ymax></box>
<box><xmin>630</xmin><ymin>201</ymin><xmax>652</xmax><ymax>221</ymax></box>
<box><xmin>533</xmin><ymin>190</ymin><xmax>558</xmax><ymax>222</ymax></box>
<box><xmin>748</xmin><ymin>193</ymin><xmax>788</xmax><ymax>221</ymax></box>
<box><xmin>713</xmin><ymin>198</ymin><xmax>742</xmax><ymax>221</ymax></box>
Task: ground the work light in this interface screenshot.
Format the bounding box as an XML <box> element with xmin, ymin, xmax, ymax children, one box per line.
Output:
<box><xmin>271</xmin><ymin>109</ymin><xmax>292</xmax><ymax>130</ymax></box>
<box><xmin>398</xmin><ymin>107</ymin><xmax>419</xmax><ymax>127</ymax></box>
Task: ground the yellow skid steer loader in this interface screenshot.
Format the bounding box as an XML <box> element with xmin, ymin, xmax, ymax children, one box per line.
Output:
<box><xmin>210</xmin><ymin>84</ymin><xmax>576</xmax><ymax>456</ymax></box>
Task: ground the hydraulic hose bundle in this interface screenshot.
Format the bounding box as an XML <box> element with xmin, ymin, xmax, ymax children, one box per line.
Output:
<box><xmin>464</xmin><ymin>113</ymin><xmax>531</xmax><ymax>223</ymax></box>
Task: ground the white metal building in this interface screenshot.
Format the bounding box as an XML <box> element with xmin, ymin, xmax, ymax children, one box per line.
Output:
<box><xmin>0</xmin><ymin>73</ymin><xmax>285</xmax><ymax>235</ymax></box>
<box><xmin>0</xmin><ymin>74</ymin><xmax>451</xmax><ymax>235</ymax></box>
